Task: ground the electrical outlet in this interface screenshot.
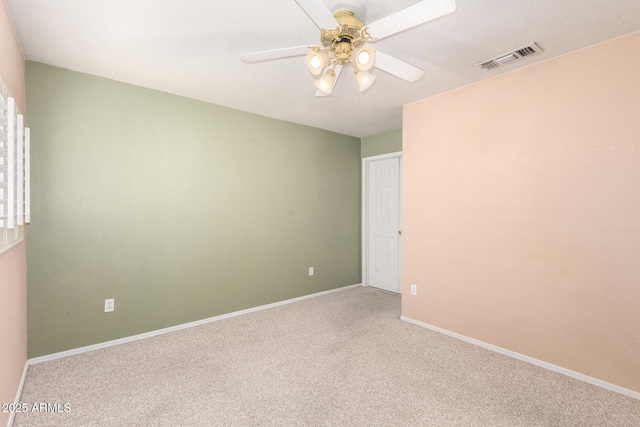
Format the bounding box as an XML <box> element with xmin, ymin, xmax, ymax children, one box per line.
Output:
<box><xmin>410</xmin><ymin>284</ymin><xmax>417</xmax><ymax>296</ymax></box>
<box><xmin>104</xmin><ymin>298</ymin><xmax>114</xmax><ymax>313</ymax></box>
<box><xmin>309</xmin><ymin>267</ymin><xmax>314</xmax><ymax>276</ymax></box>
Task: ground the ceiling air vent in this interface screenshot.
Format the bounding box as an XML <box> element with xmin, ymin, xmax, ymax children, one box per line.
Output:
<box><xmin>515</xmin><ymin>45</ymin><xmax>537</xmax><ymax>57</ymax></box>
<box><xmin>479</xmin><ymin>59</ymin><xmax>499</xmax><ymax>71</ymax></box>
<box><xmin>475</xmin><ymin>42</ymin><xmax>543</xmax><ymax>71</ymax></box>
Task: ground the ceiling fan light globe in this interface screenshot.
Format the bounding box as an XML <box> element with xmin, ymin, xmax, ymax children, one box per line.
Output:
<box><xmin>306</xmin><ymin>49</ymin><xmax>329</xmax><ymax>76</ymax></box>
<box><xmin>354</xmin><ymin>45</ymin><xmax>376</xmax><ymax>71</ymax></box>
<box><xmin>354</xmin><ymin>70</ymin><xmax>376</xmax><ymax>92</ymax></box>
<box><xmin>315</xmin><ymin>69</ymin><xmax>336</xmax><ymax>94</ymax></box>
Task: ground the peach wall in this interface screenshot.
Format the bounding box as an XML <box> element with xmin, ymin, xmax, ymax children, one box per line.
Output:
<box><xmin>402</xmin><ymin>31</ymin><xmax>640</xmax><ymax>393</ymax></box>
<box><xmin>0</xmin><ymin>1</ymin><xmax>26</xmax><ymax>426</ymax></box>
<box><xmin>0</xmin><ymin>1</ymin><xmax>24</xmax><ymax>110</ymax></box>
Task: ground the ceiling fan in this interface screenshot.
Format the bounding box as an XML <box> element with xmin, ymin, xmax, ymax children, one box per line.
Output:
<box><xmin>241</xmin><ymin>0</ymin><xmax>456</xmax><ymax>96</ymax></box>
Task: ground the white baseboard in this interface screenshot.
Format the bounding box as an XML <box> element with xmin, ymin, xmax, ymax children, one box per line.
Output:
<box><xmin>7</xmin><ymin>361</ymin><xmax>29</xmax><ymax>427</ymax></box>
<box><xmin>28</xmin><ymin>284</ymin><xmax>363</xmax><ymax>366</ymax></box>
<box><xmin>400</xmin><ymin>316</ymin><xmax>640</xmax><ymax>401</ymax></box>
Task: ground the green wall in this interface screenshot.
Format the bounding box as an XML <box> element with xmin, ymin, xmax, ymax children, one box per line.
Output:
<box><xmin>361</xmin><ymin>129</ymin><xmax>402</xmax><ymax>158</ymax></box>
<box><xmin>26</xmin><ymin>62</ymin><xmax>361</xmax><ymax>357</ymax></box>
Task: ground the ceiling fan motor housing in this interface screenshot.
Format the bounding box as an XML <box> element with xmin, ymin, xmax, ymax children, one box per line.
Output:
<box><xmin>321</xmin><ymin>10</ymin><xmax>367</xmax><ymax>64</ymax></box>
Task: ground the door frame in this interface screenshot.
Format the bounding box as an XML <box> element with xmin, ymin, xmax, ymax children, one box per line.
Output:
<box><xmin>362</xmin><ymin>151</ymin><xmax>403</xmax><ymax>293</ymax></box>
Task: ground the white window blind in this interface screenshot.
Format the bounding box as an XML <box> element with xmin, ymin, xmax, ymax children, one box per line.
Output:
<box><xmin>1</xmin><ymin>79</ymin><xmax>30</xmax><ymax>255</ymax></box>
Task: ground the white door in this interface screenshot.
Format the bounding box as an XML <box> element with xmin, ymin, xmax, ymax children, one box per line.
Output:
<box><xmin>365</xmin><ymin>156</ymin><xmax>401</xmax><ymax>293</ymax></box>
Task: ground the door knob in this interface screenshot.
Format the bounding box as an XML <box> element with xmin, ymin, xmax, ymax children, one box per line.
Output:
<box><xmin>398</xmin><ymin>230</ymin><xmax>402</xmax><ymax>235</ymax></box>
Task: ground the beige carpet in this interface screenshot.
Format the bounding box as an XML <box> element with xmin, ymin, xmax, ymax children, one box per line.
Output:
<box><xmin>13</xmin><ymin>287</ymin><xmax>640</xmax><ymax>426</ymax></box>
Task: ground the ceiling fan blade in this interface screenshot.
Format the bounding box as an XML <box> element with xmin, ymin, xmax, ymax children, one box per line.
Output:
<box><xmin>375</xmin><ymin>51</ymin><xmax>424</xmax><ymax>82</ymax></box>
<box><xmin>295</xmin><ymin>0</ymin><xmax>339</xmax><ymax>30</ymax></box>
<box><xmin>241</xmin><ymin>46</ymin><xmax>310</xmax><ymax>63</ymax></box>
<box><xmin>315</xmin><ymin>64</ymin><xmax>343</xmax><ymax>97</ymax></box>
<box><xmin>367</xmin><ymin>0</ymin><xmax>456</xmax><ymax>41</ymax></box>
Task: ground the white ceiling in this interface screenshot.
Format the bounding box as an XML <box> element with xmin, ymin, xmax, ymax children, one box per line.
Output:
<box><xmin>7</xmin><ymin>0</ymin><xmax>640</xmax><ymax>137</ymax></box>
